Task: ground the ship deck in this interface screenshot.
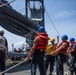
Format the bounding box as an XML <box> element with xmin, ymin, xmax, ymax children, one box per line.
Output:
<box><xmin>3</xmin><ymin>60</ymin><xmax>70</xmax><ymax>75</ymax></box>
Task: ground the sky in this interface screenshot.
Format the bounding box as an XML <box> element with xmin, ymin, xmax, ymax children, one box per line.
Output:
<box><xmin>0</xmin><ymin>0</ymin><xmax>76</xmax><ymax>51</ymax></box>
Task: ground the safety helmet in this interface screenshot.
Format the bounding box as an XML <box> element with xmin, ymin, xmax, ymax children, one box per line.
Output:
<box><xmin>38</xmin><ymin>26</ymin><xmax>45</xmax><ymax>32</ymax></box>
<box><xmin>62</xmin><ymin>35</ymin><xmax>68</xmax><ymax>40</ymax></box>
<box><xmin>70</xmin><ymin>38</ymin><xmax>75</xmax><ymax>42</ymax></box>
<box><xmin>50</xmin><ymin>38</ymin><xmax>55</xmax><ymax>42</ymax></box>
<box><xmin>0</xmin><ymin>29</ymin><xmax>4</xmax><ymax>34</ymax></box>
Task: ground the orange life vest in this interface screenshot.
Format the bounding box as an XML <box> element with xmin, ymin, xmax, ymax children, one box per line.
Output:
<box><xmin>36</xmin><ymin>32</ymin><xmax>49</xmax><ymax>50</ymax></box>
<box><xmin>57</xmin><ymin>41</ymin><xmax>69</xmax><ymax>53</ymax></box>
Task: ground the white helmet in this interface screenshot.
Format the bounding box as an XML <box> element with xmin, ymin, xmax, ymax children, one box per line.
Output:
<box><xmin>0</xmin><ymin>29</ymin><xmax>4</xmax><ymax>34</ymax></box>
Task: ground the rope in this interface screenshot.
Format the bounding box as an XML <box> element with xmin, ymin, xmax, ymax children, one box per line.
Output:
<box><xmin>0</xmin><ymin>60</ymin><xmax>26</xmax><ymax>75</ymax></box>
<box><xmin>18</xmin><ymin>7</ymin><xmax>25</xmax><ymax>13</ymax></box>
<box><xmin>0</xmin><ymin>0</ymin><xmax>16</xmax><ymax>8</ymax></box>
<box><xmin>45</xmin><ymin>9</ymin><xmax>62</xmax><ymax>39</ymax></box>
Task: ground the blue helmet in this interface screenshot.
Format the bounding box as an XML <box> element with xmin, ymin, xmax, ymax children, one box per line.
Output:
<box><xmin>62</xmin><ymin>35</ymin><xmax>68</xmax><ymax>40</ymax></box>
<box><xmin>70</xmin><ymin>38</ymin><xmax>75</xmax><ymax>42</ymax></box>
<box><xmin>38</xmin><ymin>26</ymin><xmax>45</xmax><ymax>32</ymax></box>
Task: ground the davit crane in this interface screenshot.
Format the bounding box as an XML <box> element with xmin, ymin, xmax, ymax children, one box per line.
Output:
<box><xmin>0</xmin><ymin>0</ymin><xmax>45</xmax><ymax>47</ymax></box>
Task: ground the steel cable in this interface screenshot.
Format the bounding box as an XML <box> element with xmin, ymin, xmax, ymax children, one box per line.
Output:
<box><xmin>0</xmin><ymin>0</ymin><xmax>16</xmax><ymax>8</ymax></box>
<box><xmin>45</xmin><ymin>9</ymin><xmax>61</xmax><ymax>39</ymax></box>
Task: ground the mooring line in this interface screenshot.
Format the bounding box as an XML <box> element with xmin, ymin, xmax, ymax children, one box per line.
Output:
<box><xmin>0</xmin><ymin>60</ymin><xmax>26</xmax><ymax>75</ymax></box>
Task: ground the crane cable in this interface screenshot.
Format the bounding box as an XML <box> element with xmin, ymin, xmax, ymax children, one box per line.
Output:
<box><xmin>18</xmin><ymin>7</ymin><xmax>25</xmax><ymax>14</ymax></box>
<box><xmin>0</xmin><ymin>0</ymin><xmax>25</xmax><ymax>14</ymax></box>
<box><xmin>45</xmin><ymin>9</ymin><xmax>61</xmax><ymax>39</ymax></box>
<box><xmin>0</xmin><ymin>0</ymin><xmax>16</xmax><ymax>8</ymax></box>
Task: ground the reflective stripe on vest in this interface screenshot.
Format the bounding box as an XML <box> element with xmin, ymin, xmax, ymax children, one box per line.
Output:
<box><xmin>0</xmin><ymin>36</ymin><xmax>5</xmax><ymax>50</ymax></box>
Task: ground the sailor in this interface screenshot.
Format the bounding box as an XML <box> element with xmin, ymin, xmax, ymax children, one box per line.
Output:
<box><xmin>67</xmin><ymin>37</ymin><xmax>76</xmax><ymax>75</ymax></box>
<box><xmin>0</xmin><ymin>29</ymin><xmax>8</xmax><ymax>75</ymax></box>
<box><xmin>45</xmin><ymin>36</ymin><xmax>59</xmax><ymax>75</ymax></box>
<box><xmin>49</xmin><ymin>35</ymin><xmax>69</xmax><ymax>75</ymax></box>
<box><xmin>25</xmin><ymin>26</ymin><xmax>49</xmax><ymax>75</ymax></box>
